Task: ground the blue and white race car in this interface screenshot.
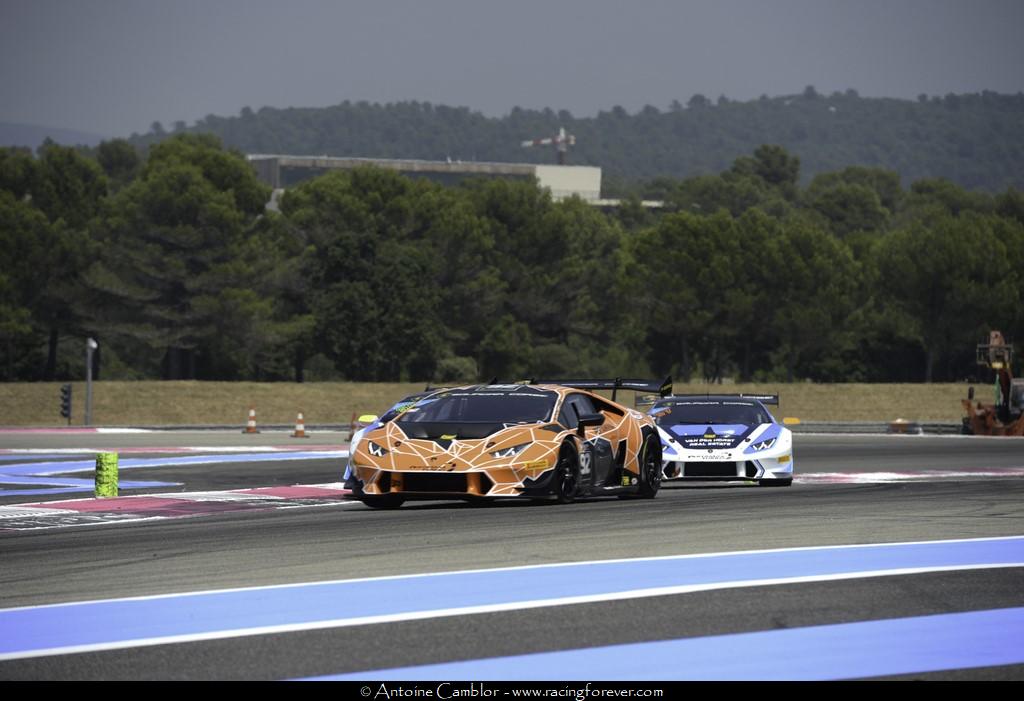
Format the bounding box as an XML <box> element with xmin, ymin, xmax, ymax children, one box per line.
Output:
<box><xmin>647</xmin><ymin>394</ymin><xmax>793</xmax><ymax>487</ymax></box>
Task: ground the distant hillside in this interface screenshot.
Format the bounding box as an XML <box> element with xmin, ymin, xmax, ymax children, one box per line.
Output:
<box><xmin>132</xmin><ymin>90</ymin><xmax>1024</xmax><ymax>192</ymax></box>
<box><xmin>0</xmin><ymin>121</ymin><xmax>109</xmax><ymax>150</ymax></box>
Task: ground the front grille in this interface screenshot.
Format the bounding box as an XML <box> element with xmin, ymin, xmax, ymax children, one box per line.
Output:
<box><xmin>400</xmin><ymin>472</ymin><xmax>468</xmax><ymax>493</ymax></box>
<box><xmin>684</xmin><ymin>462</ymin><xmax>738</xmax><ymax>477</ymax></box>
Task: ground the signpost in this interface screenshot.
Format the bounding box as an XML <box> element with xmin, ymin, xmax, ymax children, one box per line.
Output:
<box><xmin>85</xmin><ymin>338</ymin><xmax>97</xmax><ymax>426</ymax></box>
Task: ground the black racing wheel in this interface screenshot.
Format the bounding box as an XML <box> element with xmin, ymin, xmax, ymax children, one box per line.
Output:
<box><xmin>554</xmin><ymin>442</ymin><xmax>582</xmax><ymax>504</ymax></box>
<box><xmin>637</xmin><ymin>434</ymin><xmax>662</xmax><ymax>498</ymax></box>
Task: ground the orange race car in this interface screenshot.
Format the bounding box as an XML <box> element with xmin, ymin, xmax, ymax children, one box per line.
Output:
<box><xmin>345</xmin><ymin>378</ymin><xmax>672</xmax><ymax>508</ymax></box>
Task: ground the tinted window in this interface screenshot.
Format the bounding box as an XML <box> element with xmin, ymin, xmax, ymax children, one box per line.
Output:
<box><xmin>651</xmin><ymin>400</ymin><xmax>769</xmax><ymax>426</ymax></box>
<box><xmin>397</xmin><ymin>389</ymin><xmax>557</xmax><ymax>425</ymax></box>
<box><xmin>380</xmin><ymin>392</ymin><xmax>436</xmax><ymax>423</ymax></box>
<box><xmin>558</xmin><ymin>393</ymin><xmax>597</xmax><ymax>429</ymax></box>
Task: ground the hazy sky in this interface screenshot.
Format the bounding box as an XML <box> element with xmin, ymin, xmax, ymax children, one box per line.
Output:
<box><xmin>2</xmin><ymin>0</ymin><xmax>1022</xmax><ymax>138</ymax></box>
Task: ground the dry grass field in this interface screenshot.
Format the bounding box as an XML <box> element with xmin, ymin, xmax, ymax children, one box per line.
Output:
<box><xmin>0</xmin><ymin>380</ymin><xmax>976</xmax><ymax>427</ymax></box>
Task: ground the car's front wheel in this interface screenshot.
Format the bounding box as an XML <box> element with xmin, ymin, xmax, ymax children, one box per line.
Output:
<box><xmin>553</xmin><ymin>442</ymin><xmax>581</xmax><ymax>504</ymax></box>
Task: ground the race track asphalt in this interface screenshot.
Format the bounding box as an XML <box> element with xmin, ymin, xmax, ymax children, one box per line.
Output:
<box><xmin>1</xmin><ymin>432</ymin><xmax>1022</xmax><ymax>680</ymax></box>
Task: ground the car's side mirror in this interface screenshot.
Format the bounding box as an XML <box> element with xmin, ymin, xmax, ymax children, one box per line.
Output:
<box><xmin>577</xmin><ymin>412</ymin><xmax>605</xmax><ymax>436</ymax></box>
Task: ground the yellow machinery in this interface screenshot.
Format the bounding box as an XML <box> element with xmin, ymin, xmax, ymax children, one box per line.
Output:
<box><xmin>962</xmin><ymin>331</ymin><xmax>1024</xmax><ymax>436</ymax></box>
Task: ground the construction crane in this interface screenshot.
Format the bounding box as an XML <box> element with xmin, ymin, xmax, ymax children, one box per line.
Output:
<box><xmin>521</xmin><ymin>127</ymin><xmax>575</xmax><ymax>165</ymax></box>
<box><xmin>961</xmin><ymin>330</ymin><xmax>1024</xmax><ymax>436</ymax></box>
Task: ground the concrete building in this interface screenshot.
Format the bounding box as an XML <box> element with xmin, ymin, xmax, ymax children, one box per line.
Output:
<box><xmin>247</xmin><ymin>154</ymin><xmax>603</xmax><ymax>202</ymax></box>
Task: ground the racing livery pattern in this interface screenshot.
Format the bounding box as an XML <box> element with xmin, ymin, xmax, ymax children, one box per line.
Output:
<box><xmin>650</xmin><ymin>394</ymin><xmax>794</xmax><ymax>486</ymax></box>
<box><xmin>343</xmin><ymin>389</ymin><xmax>444</xmax><ymax>484</ymax></box>
<box><xmin>345</xmin><ymin>381</ymin><xmax>665</xmax><ymax>507</ymax></box>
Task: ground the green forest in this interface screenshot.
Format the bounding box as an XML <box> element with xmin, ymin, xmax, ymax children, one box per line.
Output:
<box><xmin>2</xmin><ymin>132</ymin><xmax>1023</xmax><ymax>385</ymax></box>
<box><xmin>130</xmin><ymin>89</ymin><xmax>1024</xmax><ymax>194</ymax></box>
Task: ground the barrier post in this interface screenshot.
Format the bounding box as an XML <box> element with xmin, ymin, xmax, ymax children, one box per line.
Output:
<box><xmin>95</xmin><ymin>452</ymin><xmax>118</xmax><ymax>498</ymax></box>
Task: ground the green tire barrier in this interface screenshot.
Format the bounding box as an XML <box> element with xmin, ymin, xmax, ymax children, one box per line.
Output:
<box><xmin>95</xmin><ymin>452</ymin><xmax>119</xmax><ymax>498</ymax></box>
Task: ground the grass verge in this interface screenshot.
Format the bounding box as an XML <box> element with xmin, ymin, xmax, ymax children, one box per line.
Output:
<box><xmin>0</xmin><ymin>381</ymin><xmax>977</xmax><ymax>427</ymax></box>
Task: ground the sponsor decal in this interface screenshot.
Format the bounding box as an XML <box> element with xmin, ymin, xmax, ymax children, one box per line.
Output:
<box><xmin>686</xmin><ymin>436</ymin><xmax>736</xmax><ymax>449</ymax></box>
<box><xmin>579</xmin><ymin>449</ymin><xmax>592</xmax><ymax>475</ymax></box>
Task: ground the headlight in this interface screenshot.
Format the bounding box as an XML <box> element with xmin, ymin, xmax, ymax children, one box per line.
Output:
<box><xmin>490</xmin><ymin>443</ymin><xmax>530</xmax><ymax>459</ymax></box>
<box><xmin>751</xmin><ymin>438</ymin><xmax>776</xmax><ymax>452</ymax></box>
<box><xmin>367</xmin><ymin>441</ymin><xmax>389</xmax><ymax>457</ymax></box>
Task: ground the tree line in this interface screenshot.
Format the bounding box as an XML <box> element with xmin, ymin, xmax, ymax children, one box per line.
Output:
<box><xmin>2</xmin><ymin>135</ymin><xmax>1022</xmax><ymax>384</ymax></box>
<box><xmin>129</xmin><ymin>89</ymin><xmax>1024</xmax><ymax>194</ymax></box>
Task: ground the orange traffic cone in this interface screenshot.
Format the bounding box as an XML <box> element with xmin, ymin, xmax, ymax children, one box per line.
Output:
<box><xmin>242</xmin><ymin>406</ymin><xmax>260</xmax><ymax>434</ymax></box>
<box><xmin>292</xmin><ymin>411</ymin><xmax>309</xmax><ymax>438</ymax></box>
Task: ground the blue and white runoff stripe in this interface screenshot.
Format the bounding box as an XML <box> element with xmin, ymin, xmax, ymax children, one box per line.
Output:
<box><xmin>309</xmin><ymin>607</ymin><xmax>1024</xmax><ymax>681</ymax></box>
<box><xmin>2</xmin><ymin>535</ymin><xmax>1022</xmax><ymax>679</ymax></box>
<box><xmin>0</xmin><ymin>451</ymin><xmax>347</xmax><ymax>496</ymax></box>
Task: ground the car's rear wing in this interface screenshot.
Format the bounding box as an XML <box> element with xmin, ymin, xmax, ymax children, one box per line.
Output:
<box><xmin>522</xmin><ymin>376</ymin><xmax>673</xmax><ymax>402</ymax></box>
<box><xmin>659</xmin><ymin>392</ymin><xmax>780</xmax><ymax>406</ymax></box>
<box><xmin>739</xmin><ymin>393</ymin><xmax>779</xmax><ymax>405</ymax></box>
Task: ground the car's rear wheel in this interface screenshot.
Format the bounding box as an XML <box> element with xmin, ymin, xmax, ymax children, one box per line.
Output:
<box><xmin>554</xmin><ymin>442</ymin><xmax>581</xmax><ymax>504</ymax></box>
<box><xmin>360</xmin><ymin>494</ymin><xmax>406</xmax><ymax>508</ymax></box>
<box><xmin>637</xmin><ymin>434</ymin><xmax>662</xmax><ymax>498</ymax></box>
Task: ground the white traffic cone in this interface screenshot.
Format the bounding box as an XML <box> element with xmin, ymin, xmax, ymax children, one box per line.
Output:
<box><xmin>242</xmin><ymin>406</ymin><xmax>260</xmax><ymax>434</ymax></box>
<box><xmin>291</xmin><ymin>411</ymin><xmax>309</xmax><ymax>438</ymax></box>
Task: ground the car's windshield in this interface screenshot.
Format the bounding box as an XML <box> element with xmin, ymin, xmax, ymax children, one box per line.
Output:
<box><xmin>398</xmin><ymin>389</ymin><xmax>557</xmax><ymax>425</ymax></box>
<box><xmin>652</xmin><ymin>400</ymin><xmax>770</xmax><ymax>426</ymax></box>
<box><xmin>380</xmin><ymin>392</ymin><xmax>435</xmax><ymax>423</ymax></box>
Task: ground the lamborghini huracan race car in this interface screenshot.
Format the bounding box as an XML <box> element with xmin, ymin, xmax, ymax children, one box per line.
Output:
<box><xmin>344</xmin><ymin>379</ymin><xmax>670</xmax><ymax>508</ymax></box>
<box><xmin>648</xmin><ymin>394</ymin><xmax>793</xmax><ymax>487</ymax></box>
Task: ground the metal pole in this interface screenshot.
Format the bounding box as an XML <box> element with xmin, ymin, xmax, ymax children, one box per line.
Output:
<box><xmin>85</xmin><ymin>338</ymin><xmax>97</xmax><ymax>426</ymax></box>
